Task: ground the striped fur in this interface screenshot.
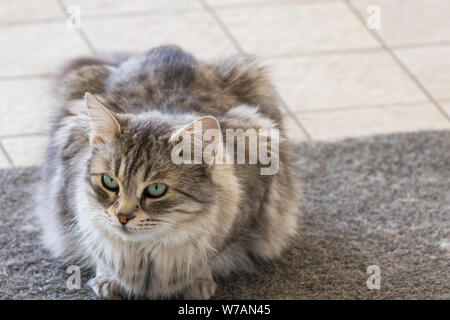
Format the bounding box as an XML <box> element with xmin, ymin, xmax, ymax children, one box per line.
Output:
<box><xmin>35</xmin><ymin>45</ymin><xmax>301</xmax><ymax>299</ymax></box>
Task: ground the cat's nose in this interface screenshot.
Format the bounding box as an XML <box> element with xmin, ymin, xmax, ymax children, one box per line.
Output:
<box><xmin>116</xmin><ymin>213</ymin><xmax>135</xmax><ymax>225</ymax></box>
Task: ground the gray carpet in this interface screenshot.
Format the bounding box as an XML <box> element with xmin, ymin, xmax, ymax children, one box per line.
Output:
<box><xmin>0</xmin><ymin>131</ymin><xmax>449</xmax><ymax>299</ymax></box>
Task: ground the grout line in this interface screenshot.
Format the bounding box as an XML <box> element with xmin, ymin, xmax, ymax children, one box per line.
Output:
<box><xmin>0</xmin><ymin>133</ymin><xmax>48</xmax><ymax>140</ymax></box>
<box><xmin>0</xmin><ymin>74</ymin><xmax>55</xmax><ymax>81</ymax></box>
<box><xmin>292</xmin><ymin>99</ymin><xmax>432</xmax><ymax>114</ymax></box>
<box><xmin>278</xmin><ymin>97</ymin><xmax>312</xmax><ymax>141</ymax></box>
<box><xmin>261</xmin><ymin>47</ymin><xmax>384</xmax><ymax>59</ymax></box>
<box><xmin>392</xmin><ymin>41</ymin><xmax>450</xmax><ymax>50</ymax></box>
<box><xmin>284</xmin><ymin>112</ymin><xmax>312</xmax><ymax>141</ymax></box>
<box><xmin>0</xmin><ymin>4</ymin><xmax>226</xmax><ymax>28</ymax></box>
<box><xmin>207</xmin><ymin>0</ymin><xmax>340</xmax><ymax>10</ymax></box>
<box><xmin>60</xmin><ymin>6</ymin><xmax>206</xmax><ymax>21</ymax></box>
<box><xmin>56</xmin><ymin>0</ymin><xmax>98</xmax><ymax>56</ymax></box>
<box><xmin>0</xmin><ymin>141</ymin><xmax>14</xmax><ymax>167</ymax></box>
<box><xmin>76</xmin><ymin>29</ymin><xmax>98</xmax><ymax>55</ymax></box>
<box><xmin>199</xmin><ymin>0</ymin><xmax>246</xmax><ymax>54</ymax></box>
<box><xmin>0</xmin><ymin>8</ymin><xmax>204</xmax><ymax>28</ymax></box>
<box><xmin>344</xmin><ymin>0</ymin><xmax>450</xmax><ymax>123</ymax></box>
<box><xmin>0</xmin><ymin>18</ymin><xmax>65</xmax><ymax>27</ymax></box>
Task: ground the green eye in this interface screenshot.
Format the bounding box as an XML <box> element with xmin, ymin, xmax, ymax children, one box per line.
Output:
<box><xmin>145</xmin><ymin>183</ymin><xmax>167</xmax><ymax>198</ymax></box>
<box><xmin>102</xmin><ymin>175</ymin><xmax>119</xmax><ymax>191</ymax></box>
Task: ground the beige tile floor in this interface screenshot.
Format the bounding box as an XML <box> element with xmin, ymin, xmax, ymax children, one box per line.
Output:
<box><xmin>0</xmin><ymin>0</ymin><xmax>449</xmax><ymax>168</ymax></box>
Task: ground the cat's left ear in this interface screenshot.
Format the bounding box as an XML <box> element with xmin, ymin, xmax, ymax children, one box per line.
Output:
<box><xmin>84</xmin><ymin>92</ymin><xmax>122</xmax><ymax>144</ymax></box>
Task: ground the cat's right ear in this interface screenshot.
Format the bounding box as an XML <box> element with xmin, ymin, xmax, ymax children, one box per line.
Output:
<box><xmin>169</xmin><ymin>116</ymin><xmax>222</xmax><ymax>165</ymax></box>
<box><xmin>84</xmin><ymin>92</ymin><xmax>122</xmax><ymax>144</ymax></box>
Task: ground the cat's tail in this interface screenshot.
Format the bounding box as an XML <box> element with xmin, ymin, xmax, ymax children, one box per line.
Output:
<box><xmin>58</xmin><ymin>52</ymin><xmax>131</xmax><ymax>79</ymax></box>
<box><xmin>55</xmin><ymin>52</ymin><xmax>132</xmax><ymax>101</ymax></box>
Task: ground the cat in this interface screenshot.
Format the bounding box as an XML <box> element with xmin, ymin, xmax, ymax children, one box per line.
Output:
<box><xmin>35</xmin><ymin>45</ymin><xmax>301</xmax><ymax>299</ymax></box>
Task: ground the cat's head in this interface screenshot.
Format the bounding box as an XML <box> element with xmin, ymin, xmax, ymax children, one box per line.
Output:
<box><xmin>82</xmin><ymin>92</ymin><xmax>228</xmax><ymax>242</ymax></box>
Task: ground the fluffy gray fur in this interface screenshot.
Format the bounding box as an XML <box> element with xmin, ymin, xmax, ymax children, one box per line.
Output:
<box><xmin>35</xmin><ymin>45</ymin><xmax>300</xmax><ymax>299</ymax></box>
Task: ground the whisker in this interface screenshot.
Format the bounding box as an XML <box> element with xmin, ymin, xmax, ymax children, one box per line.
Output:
<box><xmin>150</xmin><ymin>217</ymin><xmax>251</xmax><ymax>240</ymax></box>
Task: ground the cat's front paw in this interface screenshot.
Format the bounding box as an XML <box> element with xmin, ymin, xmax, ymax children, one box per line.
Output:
<box><xmin>183</xmin><ymin>279</ymin><xmax>217</xmax><ymax>300</ymax></box>
<box><xmin>88</xmin><ymin>277</ymin><xmax>122</xmax><ymax>300</ymax></box>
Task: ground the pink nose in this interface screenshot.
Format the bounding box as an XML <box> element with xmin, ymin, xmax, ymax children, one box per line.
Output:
<box><xmin>117</xmin><ymin>213</ymin><xmax>135</xmax><ymax>225</ymax></box>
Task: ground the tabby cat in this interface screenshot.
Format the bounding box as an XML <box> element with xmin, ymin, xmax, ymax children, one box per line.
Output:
<box><xmin>35</xmin><ymin>45</ymin><xmax>300</xmax><ymax>299</ymax></box>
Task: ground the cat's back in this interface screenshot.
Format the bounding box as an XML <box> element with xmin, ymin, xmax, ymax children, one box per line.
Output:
<box><xmin>58</xmin><ymin>45</ymin><xmax>282</xmax><ymax>125</ymax></box>
<box><xmin>108</xmin><ymin>45</ymin><xmax>198</xmax><ymax>94</ymax></box>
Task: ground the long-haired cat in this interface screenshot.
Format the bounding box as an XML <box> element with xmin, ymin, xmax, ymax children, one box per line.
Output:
<box><xmin>35</xmin><ymin>45</ymin><xmax>300</xmax><ymax>299</ymax></box>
